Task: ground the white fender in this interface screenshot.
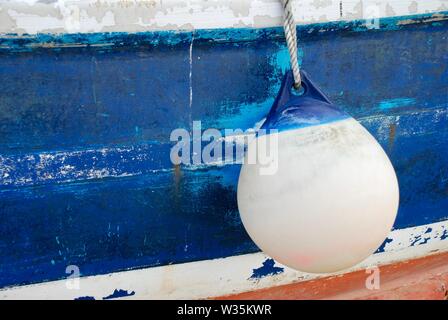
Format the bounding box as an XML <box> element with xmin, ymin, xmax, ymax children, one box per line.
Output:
<box><xmin>237</xmin><ymin>117</ymin><xmax>399</xmax><ymax>273</ymax></box>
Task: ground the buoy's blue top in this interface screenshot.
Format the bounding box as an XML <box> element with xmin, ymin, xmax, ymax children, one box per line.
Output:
<box><xmin>261</xmin><ymin>71</ymin><xmax>350</xmax><ymax>133</ymax></box>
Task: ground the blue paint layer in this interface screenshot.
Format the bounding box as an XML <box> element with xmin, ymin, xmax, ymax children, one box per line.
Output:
<box><xmin>375</xmin><ymin>237</ymin><xmax>393</xmax><ymax>253</ymax></box>
<box><xmin>441</xmin><ymin>230</ymin><xmax>448</xmax><ymax>240</ymax></box>
<box><xmin>250</xmin><ymin>259</ymin><xmax>284</xmax><ymax>279</ymax></box>
<box><xmin>0</xmin><ymin>14</ymin><xmax>447</xmax><ymax>289</ymax></box>
<box><xmin>75</xmin><ymin>296</ymin><xmax>95</xmax><ymax>300</ymax></box>
<box><xmin>1</xmin><ymin>11</ymin><xmax>446</xmax><ymax>52</ymax></box>
<box><xmin>103</xmin><ymin>289</ymin><xmax>135</xmax><ymax>300</ymax></box>
<box><xmin>379</xmin><ymin>98</ymin><xmax>416</xmax><ymax>110</ymax></box>
<box><xmin>260</xmin><ymin>70</ymin><xmax>349</xmax><ymax>133</ymax></box>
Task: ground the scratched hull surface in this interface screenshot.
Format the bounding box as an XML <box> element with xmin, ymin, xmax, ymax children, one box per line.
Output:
<box><xmin>0</xmin><ymin>13</ymin><xmax>447</xmax><ymax>292</ymax></box>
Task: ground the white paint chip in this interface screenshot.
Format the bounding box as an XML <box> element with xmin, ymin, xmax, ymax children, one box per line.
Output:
<box><xmin>0</xmin><ymin>0</ymin><xmax>446</xmax><ymax>34</ymax></box>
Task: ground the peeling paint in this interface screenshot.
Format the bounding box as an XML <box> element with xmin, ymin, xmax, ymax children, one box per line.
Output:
<box><xmin>250</xmin><ymin>259</ymin><xmax>284</xmax><ymax>279</ymax></box>
<box><xmin>0</xmin><ymin>6</ymin><xmax>446</xmax><ymax>298</ymax></box>
<box><xmin>74</xmin><ymin>295</ymin><xmax>95</xmax><ymax>300</ymax></box>
<box><xmin>375</xmin><ymin>237</ymin><xmax>393</xmax><ymax>253</ymax></box>
<box><xmin>379</xmin><ymin>222</ymin><xmax>448</xmax><ymax>252</ymax></box>
<box><xmin>102</xmin><ymin>289</ymin><xmax>135</xmax><ymax>299</ymax></box>
<box><xmin>441</xmin><ymin>230</ymin><xmax>448</xmax><ymax>240</ymax></box>
<box><xmin>0</xmin><ymin>0</ymin><xmax>446</xmax><ymax>34</ymax></box>
<box><xmin>379</xmin><ymin>97</ymin><xmax>416</xmax><ymax>110</ymax></box>
<box><xmin>1</xmin><ymin>220</ymin><xmax>448</xmax><ymax>300</ymax></box>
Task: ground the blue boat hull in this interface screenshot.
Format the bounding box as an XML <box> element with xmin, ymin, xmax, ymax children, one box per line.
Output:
<box><xmin>0</xmin><ymin>13</ymin><xmax>447</xmax><ymax>290</ymax></box>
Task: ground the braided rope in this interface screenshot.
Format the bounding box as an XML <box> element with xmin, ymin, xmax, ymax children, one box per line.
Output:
<box><xmin>281</xmin><ymin>0</ymin><xmax>301</xmax><ymax>89</ymax></box>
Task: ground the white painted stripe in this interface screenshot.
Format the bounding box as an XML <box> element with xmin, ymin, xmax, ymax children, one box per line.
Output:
<box><xmin>0</xmin><ymin>0</ymin><xmax>446</xmax><ymax>35</ymax></box>
<box><xmin>1</xmin><ymin>220</ymin><xmax>447</xmax><ymax>299</ymax></box>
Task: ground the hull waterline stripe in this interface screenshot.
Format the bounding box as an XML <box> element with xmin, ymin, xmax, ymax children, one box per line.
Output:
<box><xmin>1</xmin><ymin>219</ymin><xmax>447</xmax><ymax>299</ymax></box>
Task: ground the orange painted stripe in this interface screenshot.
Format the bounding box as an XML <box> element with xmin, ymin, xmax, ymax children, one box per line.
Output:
<box><xmin>216</xmin><ymin>251</ymin><xmax>448</xmax><ymax>300</ymax></box>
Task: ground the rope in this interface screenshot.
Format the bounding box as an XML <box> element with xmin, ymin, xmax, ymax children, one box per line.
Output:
<box><xmin>281</xmin><ymin>0</ymin><xmax>301</xmax><ymax>89</ymax></box>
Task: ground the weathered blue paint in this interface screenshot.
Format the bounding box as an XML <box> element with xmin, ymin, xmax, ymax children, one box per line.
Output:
<box><xmin>0</xmin><ymin>143</ymin><xmax>173</xmax><ymax>188</ymax></box>
<box><xmin>441</xmin><ymin>230</ymin><xmax>448</xmax><ymax>241</ymax></box>
<box><xmin>74</xmin><ymin>296</ymin><xmax>95</xmax><ymax>300</ymax></box>
<box><xmin>379</xmin><ymin>98</ymin><xmax>416</xmax><ymax>110</ymax></box>
<box><xmin>0</xmin><ymin>13</ymin><xmax>447</xmax><ymax>289</ymax></box>
<box><xmin>260</xmin><ymin>70</ymin><xmax>349</xmax><ymax>133</ymax></box>
<box><xmin>410</xmin><ymin>235</ymin><xmax>431</xmax><ymax>246</ymax></box>
<box><xmin>375</xmin><ymin>237</ymin><xmax>393</xmax><ymax>253</ymax></box>
<box><xmin>103</xmin><ymin>289</ymin><xmax>135</xmax><ymax>300</ymax></box>
<box><xmin>250</xmin><ymin>259</ymin><xmax>284</xmax><ymax>279</ymax></box>
<box><xmin>0</xmin><ymin>11</ymin><xmax>446</xmax><ymax>52</ymax></box>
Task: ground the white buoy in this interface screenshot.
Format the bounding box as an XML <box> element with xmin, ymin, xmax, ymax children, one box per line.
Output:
<box><xmin>237</xmin><ymin>71</ymin><xmax>399</xmax><ymax>273</ymax></box>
